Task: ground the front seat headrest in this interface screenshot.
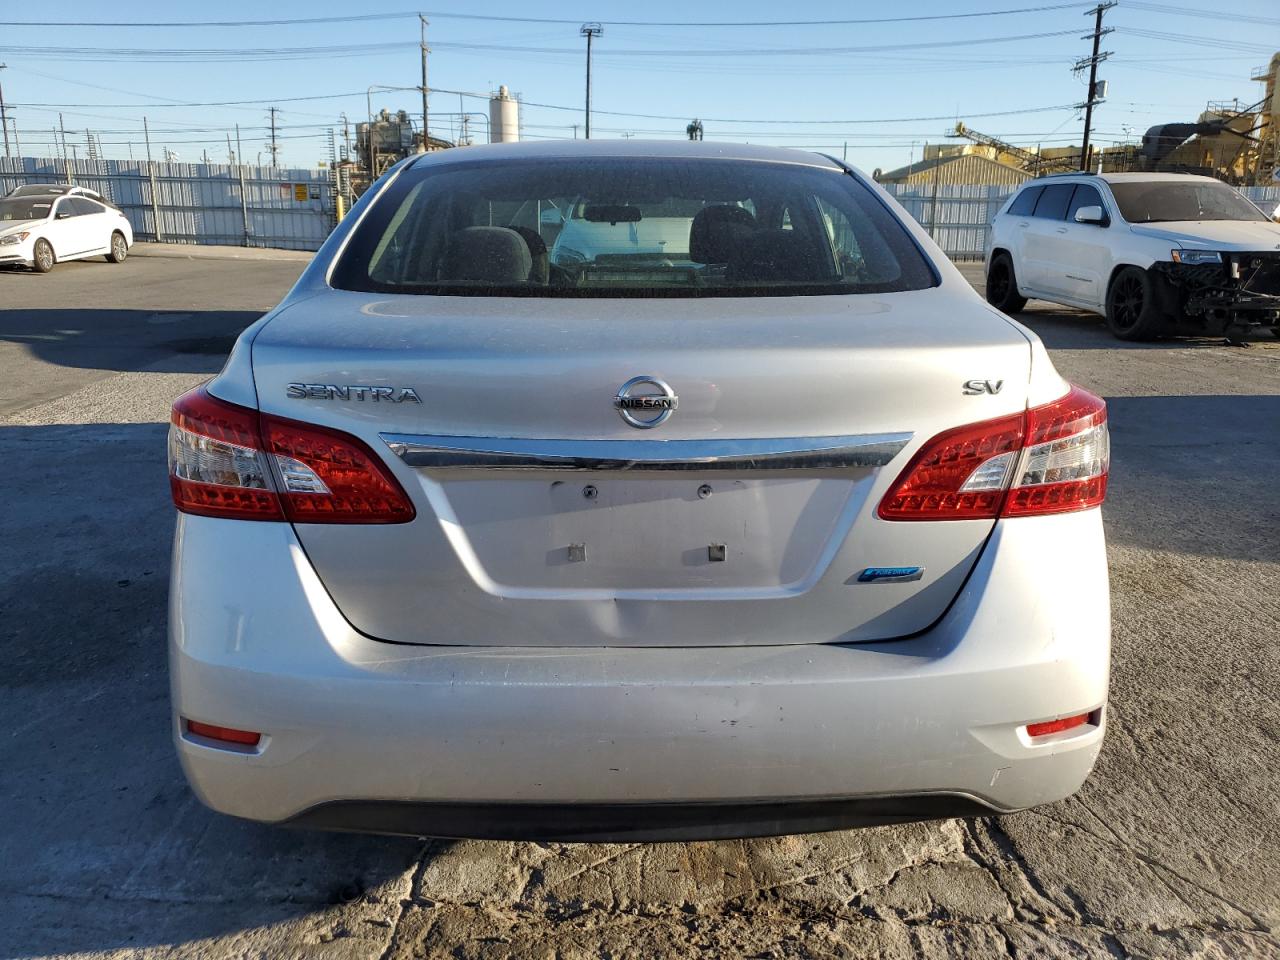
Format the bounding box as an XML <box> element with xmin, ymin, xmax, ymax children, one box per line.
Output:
<box><xmin>689</xmin><ymin>205</ymin><xmax>758</xmax><ymax>264</ymax></box>
<box><xmin>440</xmin><ymin>226</ymin><xmax>533</xmax><ymax>284</ymax></box>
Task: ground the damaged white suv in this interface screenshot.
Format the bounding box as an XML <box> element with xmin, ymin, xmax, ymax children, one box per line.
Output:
<box><xmin>986</xmin><ymin>172</ymin><xmax>1280</xmax><ymax>340</ymax></box>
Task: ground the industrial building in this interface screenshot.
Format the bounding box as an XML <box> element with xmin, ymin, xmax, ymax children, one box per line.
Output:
<box><xmin>873</xmin><ymin>152</ymin><xmax>1031</xmax><ymax>188</ymax></box>
<box><xmin>882</xmin><ymin>53</ymin><xmax>1280</xmax><ymax>186</ymax></box>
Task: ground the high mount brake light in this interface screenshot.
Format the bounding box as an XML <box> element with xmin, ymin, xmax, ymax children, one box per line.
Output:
<box><xmin>879</xmin><ymin>385</ymin><xmax>1108</xmax><ymax>521</ymax></box>
<box><xmin>168</xmin><ymin>387</ymin><xmax>415</xmax><ymax>523</ymax></box>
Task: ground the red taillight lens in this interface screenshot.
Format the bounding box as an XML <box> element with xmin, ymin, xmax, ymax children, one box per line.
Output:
<box><xmin>878</xmin><ymin>385</ymin><xmax>1108</xmax><ymax>521</ymax></box>
<box><xmin>262</xmin><ymin>414</ymin><xmax>416</xmax><ymax>523</ymax></box>
<box><xmin>877</xmin><ymin>413</ymin><xmax>1024</xmax><ymax>520</ymax></box>
<box><xmin>185</xmin><ymin>719</ymin><xmax>262</xmax><ymax>746</ymax></box>
<box><xmin>1025</xmin><ymin>712</ymin><xmax>1091</xmax><ymax>738</ymax></box>
<box><xmin>168</xmin><ymin>386</ymin><xmax>415</xmax><ymax>524</ymax></box>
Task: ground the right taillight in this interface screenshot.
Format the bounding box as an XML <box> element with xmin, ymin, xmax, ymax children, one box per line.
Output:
<box><xmin>879</xmin><ymin>384</ymin><xmax>1108</xmax><ymax>521</ymax></box>
<box><xmin>168</xmin><ymin>386</ymin><xmax>415</xmax><ymax>523</ymax></box>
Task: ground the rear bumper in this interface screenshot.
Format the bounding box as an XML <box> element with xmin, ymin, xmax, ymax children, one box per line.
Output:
<box><xmin>170</xmin><ymin>511</ymin><xmax>1110</xmax><ymax>838</ymax></box>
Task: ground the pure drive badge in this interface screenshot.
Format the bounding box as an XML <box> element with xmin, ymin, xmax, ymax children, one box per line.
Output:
<box><xmin>286</xmin><ymin>383</ymin><xmax>422</xmax><ymax>403</ymax></box>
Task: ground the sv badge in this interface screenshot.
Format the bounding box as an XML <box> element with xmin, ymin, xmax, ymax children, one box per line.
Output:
<box><xmin>962</xmin><ymin>379</ymin><xmax>1004</xmax><ymax>396</ymax></box>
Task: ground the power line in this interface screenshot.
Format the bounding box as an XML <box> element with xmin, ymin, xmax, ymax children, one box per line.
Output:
<box><xmin>1118</xmin><ymin>1</ymin><xmax>1280</xmax><ymax>27</ymax></box>
<box><xmin>1114</xmin><ymin>27</ymin><xmax>1278</xmax><ymax>54</ymax></box>
<box><xmin>0</xmin><ymin>30</ymin><xmax>1085</xmax><ymax>62</ymax></box>
<box><xmin>9</xmin><ymin>83</ymin><xmax>1085</xmax><ymax>127</ymax></box>
<box><xmin>0</xmin><ymin>3</ymin><xmax>1096</xmax><ymax>29</ymax></box>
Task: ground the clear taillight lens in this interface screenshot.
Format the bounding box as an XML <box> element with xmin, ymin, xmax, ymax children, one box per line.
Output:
<box><xmin>169</xmin><ymin>388</ymin><xmax>283</xmax><ymax>520</ymax></box>
<box><xmin>167</xmin><ymin>386</ymin><xmax>415</xmax><ymax>523</ymax></box>
<box><xmin>879</xmin><ymin>385</ymin><xmax>1108</xmax><ymax>521</ymax></box>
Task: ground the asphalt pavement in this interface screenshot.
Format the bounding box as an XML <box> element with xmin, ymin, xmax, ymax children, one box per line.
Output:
<box><xmin>1</xmin><ymin>251</ymin><xmax>1277</xmax><ymax>959</ymax></box>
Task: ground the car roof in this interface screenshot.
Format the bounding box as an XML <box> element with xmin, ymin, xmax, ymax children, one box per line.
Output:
<box><xmin>1012</xmin><ymin>171</ymin><xmax>1229</xmax><ymax>192</ymax></box>
<box><xmin>408</xmin><ymin>139</ymin><xmax>844</xmax><ymax>172</ymax></box>
<box><xmin>1095</xmin><ymin>172</ymin><xmax>1224</xmax><ymax>184</ymax></box>
<box><xmin>6</xmin><ymin>184</ymin><xmax>102</xmax><ymax>198</ymax></box>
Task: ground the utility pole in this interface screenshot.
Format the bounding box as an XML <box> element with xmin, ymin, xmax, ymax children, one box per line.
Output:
<box><xmin>1075</xmin><ymin>2</ymin><xmax>1114</xmax><ymax>172</ymax></box>
<box><xmin>143</xmin><ymin>115</ymin><xmax>153</xmax><ymax>162</ymax></box>
<box><xmin>267</xmin><ymin>107</ymin><xmax>280</xmax><ymax>168</ymax></box>
<box><xmin>0</xmin><ymin>64</ymin><xmax>10</xmax><ymax>158</ymax></box>
<box><xmin>227</xmin><ymin>133</ymin><xmax>234</xmax><ymax>165</ymax></box>
<box><xmin>579</xmin><ymin>23</ymin><xmax>603</xmax><ymax>140</ymax></box>
<box><xmin>419</xmin><ymin>15</ymin><xmax>430</xmax><ymax>152</ymax></box>
<box><xmin>235</xmin><ymin>123</ymin><xmax>242</xmax><ymax>167</ymax></box>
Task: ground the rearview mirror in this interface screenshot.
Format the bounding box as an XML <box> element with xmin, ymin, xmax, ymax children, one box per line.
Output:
<box><xmin>1074</xmin><ymin>205</ymin><xmax>1106</xmax><ymax>225</ymax></box>
<box><xmin>583</xmin><ymin>204</ymin><xmax>642</xmax><ymax>225</ymax></box>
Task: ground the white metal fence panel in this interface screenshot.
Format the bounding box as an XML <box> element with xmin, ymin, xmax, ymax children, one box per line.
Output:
<box><xmin>0</xmin><ymin>157</ymin><xmax>334</xmax><ymax>251</ymax></box>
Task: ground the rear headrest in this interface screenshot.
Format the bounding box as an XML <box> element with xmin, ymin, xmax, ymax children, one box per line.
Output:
<box><xmin>726</xmin><ymin>229</ymin><xmax>833</xmax><ymax>283</ymax></box>
<box><xmin>440</xmin><ymin>226</ymin><xmax>532</xmax><ymax>284</ymax></box>
<box><xmin>689</xmin><ymin>205</ymin><xmax>758</xmax><ymax>264</ymax></box>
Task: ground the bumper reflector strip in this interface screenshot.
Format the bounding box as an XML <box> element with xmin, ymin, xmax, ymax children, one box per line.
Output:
<box><xmin>1025</xmin><ymin>712</ymin><xmax>1091</xmax><ymax>738</ymax></box>
<box><xmin>186</xmin><ymin>719</ymin><xmax>262</xmax><ymax>746</ymax></box>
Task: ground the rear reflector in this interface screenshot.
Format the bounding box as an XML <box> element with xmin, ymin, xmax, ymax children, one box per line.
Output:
<box><xmin>185</xmin><ymin>719</ymin><xmax>262</xmax><ymax>746</ymax></box>
<box><xmin>1025</xmin><ymin>713</ymin><xmax>1091</xmax><ymax>738</ymax></box>
<box><xmin>168</xmin><ymin>386</ymin><xmax>415</xmax><ymax>523</ymax></box>
<box><xmin>879</xmin><ymin>384</ymin><xmax>1108</xmax><ymax>521</ymax></box>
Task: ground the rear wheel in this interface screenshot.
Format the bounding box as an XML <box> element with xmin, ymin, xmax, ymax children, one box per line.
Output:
<box><xmin>1106</xmin><ymin>266</ymin><xmax>1168</xmax><ymax>341</ymax></box>
<box><xmin>107</xmin><ymin>231</ymin><xmax>128</xmax><ymax>263</ymax></box>
<box><xmin>32</xmin><ymin>239</ymin><xmax>55</xmax><ymax>273</ymax></box>
<box><xmin>986</xmin><ymin>254</ymin><xmax>1028</xmax><ymax>314</ymax></box>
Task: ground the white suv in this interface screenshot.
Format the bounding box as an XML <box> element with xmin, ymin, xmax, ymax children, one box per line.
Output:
<box><xmin>986</xmin><ymin>173</ymin><xmax>1280</xmax><ymax>340</ymax></box>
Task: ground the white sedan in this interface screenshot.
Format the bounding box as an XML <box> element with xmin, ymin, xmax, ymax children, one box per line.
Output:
<box><xmin>0</xmin><ymin>189</ymin><xmax>133</xmax><ymax>272</ymax></box>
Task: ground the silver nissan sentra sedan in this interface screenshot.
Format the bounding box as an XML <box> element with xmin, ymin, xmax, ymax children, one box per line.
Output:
<box><xmin>168</xmin><ymin>141</ymin><xmax>1110</xmax><ymax>841</ymax></box>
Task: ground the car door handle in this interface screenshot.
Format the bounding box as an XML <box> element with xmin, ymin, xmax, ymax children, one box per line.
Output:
<box><xmin>1056</xmin><ymin>227</ymin><xmax>1068</xmax><ymax>234</ymax></box>
<box><xmin>1017</xmin><ymin>221</ymin><xmax>1029</xmax><ymax>228</ymax></box>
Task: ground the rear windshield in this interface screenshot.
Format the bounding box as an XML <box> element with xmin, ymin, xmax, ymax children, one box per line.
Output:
<box><xmin>331</xmin><ymin>157</ymin><xmax>937</xmax><ymax>297</ymax></box>
<box><xmin>1109</xmin><ymin>181</ymin><xmax>1266</xmax><ymax>224</ymax></box>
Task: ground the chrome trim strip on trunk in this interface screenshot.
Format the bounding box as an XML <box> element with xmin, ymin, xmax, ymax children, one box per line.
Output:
<box><xmin>382</xmin><ymin>433</ymin><xmax>912</xmax><ymax>472</ymax></box>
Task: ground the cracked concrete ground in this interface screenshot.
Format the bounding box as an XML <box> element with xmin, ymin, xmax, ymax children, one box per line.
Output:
<box><xmin>1</xmin><ymin>255</ymin><xmax>1277</xmax><ymax>959</ymax></box>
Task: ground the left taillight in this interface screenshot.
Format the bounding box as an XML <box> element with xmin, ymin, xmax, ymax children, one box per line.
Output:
<box><xmin>169</xmin><ymin>387</ymin><xmax>283</xmax><ymax>520</ymax></box>
<box><xmin>168</xmin><ymin>386</ymin><xmax>415</xmax><ymax>523</ymax></box>
<box><xmin>878</xmin><ymin>384</ymin><xmax>1109</xmax><ymax>521</ymax></box>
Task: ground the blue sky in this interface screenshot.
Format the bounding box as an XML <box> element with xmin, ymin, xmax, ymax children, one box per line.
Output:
<box><xmin>0</xmin><ymin>0</ymin><xmax>1274</xmax><ymax>171</ymax></box>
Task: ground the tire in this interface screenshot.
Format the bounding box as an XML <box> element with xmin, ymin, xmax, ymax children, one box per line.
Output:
<box><xmin>986</xmin><ymin>253</ymin><xmax>1028</xmax><ymax>314</ymax></box>
<box><xmin>1105</xmin><ymin>266</ymin><xmax>1168</xmax><ymax>341</ymax></box>
<box><xmin>107</xmin><ymin>231</ymin><xmax>128</xmax><ymax>263</ymax></box>
<box><xmin>32</xmin><ymin>238</ymin><xmax>55</xmax><ymax>273</ymax></box>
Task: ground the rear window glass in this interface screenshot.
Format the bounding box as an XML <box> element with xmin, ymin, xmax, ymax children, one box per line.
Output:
<box><xmin>1007</xmin><ymin>186</ymin><xmax>1041</xmax><ymax>217</ymax></box>
<box><xmin>331</xmin><ymin>157</ymin><xmax>937</xmax><ymax>298</ymax></box>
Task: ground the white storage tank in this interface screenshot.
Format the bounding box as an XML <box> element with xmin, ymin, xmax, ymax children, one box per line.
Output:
<box><xmin>489</xmin><ymin>86</ymin><xmax>520</xmax><ymax>143</ymax></box>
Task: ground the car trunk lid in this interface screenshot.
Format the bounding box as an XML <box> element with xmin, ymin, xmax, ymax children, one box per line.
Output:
<box><xmin>251</xmin><ymin>287</ymin><xmax>1030</xmax><ymax>647</ymax></box>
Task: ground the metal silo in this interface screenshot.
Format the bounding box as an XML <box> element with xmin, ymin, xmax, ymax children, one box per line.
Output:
<box><xmin>489</xmin><ymin>86</ymin><xmax>520</xmax><ymax>143</ymax></box>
